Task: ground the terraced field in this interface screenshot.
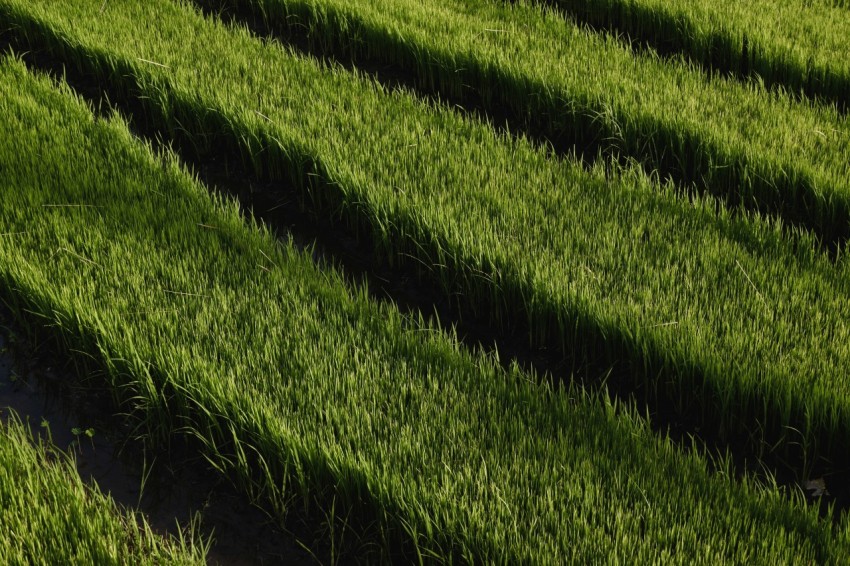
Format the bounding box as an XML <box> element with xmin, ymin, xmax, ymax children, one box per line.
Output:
<box><xmin>1</xmin><ymin>0</ymin><xmax>849</xmax><ymax>562</ymax></box>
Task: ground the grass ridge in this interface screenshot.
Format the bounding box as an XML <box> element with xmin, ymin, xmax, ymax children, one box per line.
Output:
<box><xmin>534</xmin><ymin>0</ymin><xmax>850</xmax><ymax>111</ymax></box>
<box><xmin>192</xmin><ymin>0</ymin><xmax>850</xmax><ymax>248</ymax></box>
<box><xmin>1</xmin><ymin>53</ymin><xmax>849</xmax><ymax>562</ymax></box>
<box><xmin>3</xmin><ymin>0</ymin><xmax>850</xmax><ymax>487</ymax></box>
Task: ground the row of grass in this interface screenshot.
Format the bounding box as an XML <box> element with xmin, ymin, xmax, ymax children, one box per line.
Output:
<box><xmin>191</xmin><ymin>0</ymin><xmax>850</xmax><ymax>244</ymax></box>
<box><xmin>2</xmin><ymin>52</ymin><xmax>850</xmax><ymax>564</ymax></box>
<box><xmin>540</xmin><ymin>0</ymin><xmax>850</xmax><ymax>110</ymax></box>
<box><xmin>0</xmin><ymin>412</ymin><xmax>206</xmax><ymax>564</ymax></box>
<box><xmin>4</xmin><ymin>0</ymin><xmax>850</xmax><ymax>475</ymax></box>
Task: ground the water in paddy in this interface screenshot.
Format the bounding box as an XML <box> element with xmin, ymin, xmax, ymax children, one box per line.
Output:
<box><xmin>0</xmin><ymin>323</ymin><xmax>326</xmax><ymax>565</ymax></box>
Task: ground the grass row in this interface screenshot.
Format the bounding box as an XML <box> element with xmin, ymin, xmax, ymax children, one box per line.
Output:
<box><xmin>193</xmin><ymin>0</ymin><xmax>850</xmax><ymax>245</ymax></box>
<box><xmin>2</xmin><ymin>52</ymin><xmax>850</xmax><ymax>564</ymax></box>
<box><xmin>0</xmin><ymin>412</ymin><xmax>207</xmax><ymax>564</ymax></box>
<box><xmin>540</xmin><ymin>0</ymin><xmax>850</xmax><ymax>110</ymax></box>
<box><xmin>4</xmin><ymin>0</ymin><xmax>850</xmax><ymax>475</ymax></box>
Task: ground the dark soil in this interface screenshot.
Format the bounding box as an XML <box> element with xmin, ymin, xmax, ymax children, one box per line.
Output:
<box><xmin>0</xmin><ymin>315</ymin><xmax>349</xmax><ymax>565</ymax></box>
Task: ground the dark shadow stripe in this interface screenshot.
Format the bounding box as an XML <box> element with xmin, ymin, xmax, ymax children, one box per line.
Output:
<box><xmin>0</xmin><ymin>307</ymin><xmax>348</xmax><ymax>565</ymax></box>
<box><xmin>191</xmin><ymin>0</ymin><xmax>849</xmax><ymax>255</ymax></box>
<box><xmin>1</xmin><ymin>29</ymin><xmax>847</xmax><ymax>523</ymax></box>
<box><xmin>0</xmin><ymin>297</ymin><xmax>431</xmax><ymax>563</ymax></box>
<box><xmin>527</xmin><ymin>0</ymin><xmax>850</xmax><ymax>114</ymax></box>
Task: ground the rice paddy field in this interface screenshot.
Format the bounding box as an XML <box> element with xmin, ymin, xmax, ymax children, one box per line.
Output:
<box><xmin>1</xmin><ymin>0</ymin><xmax>849</xmax><ymax>562</ymax></box>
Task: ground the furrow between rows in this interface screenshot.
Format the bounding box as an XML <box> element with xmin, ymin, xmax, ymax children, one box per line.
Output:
<box><xmin>534</xmin><ymin>0</ymin><xmax>850</xmax><ymax>112</ymax></box>
<box><xmin>3</xmin><ymin>0</ymin><xmax>850</xmax><ymax>488</ymax></box>
<box><xmin>1</xmin><ymin>52</ymin><xmax>849</xmax><ymax>564</ymax></box>
<box><xmin>193</xmin><ymin>0</ymin><xmax>850</xmax><ymax>248</ymax></box>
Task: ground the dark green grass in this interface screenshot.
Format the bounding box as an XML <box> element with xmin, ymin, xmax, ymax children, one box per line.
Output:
<box><xmin>537</xmin><ymin>0</ymin><xmax>850</xmax><ymax>110</ymax></box>
<box><xmin>0</xmin><ymin>412</ymin><xmax>207</xmax><ymax>564</ymax></box>
<box><xmin>2</xmin><ymin>0</ymin><xmax>850</xmax><ymax>476</ymax></box>
<box><xmin>192</xmin><ymin>0</ymin><xmax>850</xmax><ymax>245</ymax></box>
<box><xmin>2</xmin><ymin>52</ymin><xmax>850</xmax><ymax>564</ymax></box>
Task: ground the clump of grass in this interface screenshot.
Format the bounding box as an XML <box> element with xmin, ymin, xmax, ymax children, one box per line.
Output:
<box><xmin>195</xmin><ymin>0</ymin><xmax>850</xmax><ymax>243</ymax></box>
<box><xmin>539</xmin><ymin>0</ymin><xmax>850</xmax><ymax>110</ymax></box>
<box><xmin>0</xmin><ymin>411</ymin><xmax>208</xmax><ymax>564</ymax></box>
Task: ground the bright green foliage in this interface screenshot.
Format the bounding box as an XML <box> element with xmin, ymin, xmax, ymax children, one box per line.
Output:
<box><xmin>542</xmin><ymin>0</ymin><xmax>850</xmax><ymax>109</ymax></box>
<box><xmin>193</xmin><ymin>0</ymin><xmax>850</xmax><ymax>243</ymax></box>
<box><xmin>2</xmin><ymin>0</ymin><xmax>850</xmax><ymax>469</ymax></box>
<box><xmin>1</xmin><ymin>53</ymin><xmax>849</xmax><ymax>564</ymax></box>
<box><xmin>0</xmin><ymin>412</ymin><xmax>207</xmax><ymax>565</ymax></box>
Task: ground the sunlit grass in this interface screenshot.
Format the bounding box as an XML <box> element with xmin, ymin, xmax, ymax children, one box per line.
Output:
<box><xmin>537</xmin><ymin>0</ymin><xmax>850</xmax><ymax>109</ymax></box>
<box><xmin>1</xmin><ymin>0</ymin><xmax>849</xmax><ymax>471</ymax></box>
<box><xmin>0</xmin><ymin>411</ymin><xmax>208</xmax><ymax>565</ymax></box>
<box><xmin>197</xmin><ymin>0</ymin><xmax>850</xmax><ymax>242</ymax></box>
<box><xmin>1</xmin><ymin>54</ymin><xmax>849</xmax><ymax>562</ymax></box>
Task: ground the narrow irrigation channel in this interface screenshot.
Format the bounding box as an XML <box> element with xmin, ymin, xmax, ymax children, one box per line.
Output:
<box><xmin>0</xmin><ymin>40</ymin><xmax>840</xmax><ymax>523</ymax></box>
<box><xmin>0</xmin><ymin>314</ymin><xmax>343</xmax><ymax>565</ymax></box>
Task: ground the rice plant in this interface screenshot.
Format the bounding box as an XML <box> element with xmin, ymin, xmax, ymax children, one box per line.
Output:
<box><xmin>189</xmin><ymin>0</ymin><xmax>850</xmax><ymax>244</ymax></box>
<box><xmin>540</xmin><ymin>0</ymin><xmax>850</xmax><ymax>110</ymax></box>
<box><xmin>0</xmin><ymin>411</ymin><xmax>208</xmax><ymax>564</ymax></box>
<box><xmin>1</xmin><ymin>0</ymin><xmax>849</xmax><ymax>475</ymax></box>
<box><xmin>1</xmin><ymin>52</ymin><xmax>849</xmax><ymax>563</ymax></box>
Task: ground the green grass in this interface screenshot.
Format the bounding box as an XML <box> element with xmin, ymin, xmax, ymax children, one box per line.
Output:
<box><xmin>0</xmin><ymin>411</ymin><xmax>207</xmax><ymax>565</ymax></box>
<box><xmin>2</xmin><ymin>0</ymin><xmax>850</xmax><ymax>473</ymax></box>
<box><xmin>540</xmin><ymin>0</ymin><xmax>850</xmax><ymax>109</ymax></box>
<box><xmin>1</xmin><ymin>51</ymin><xmax>849</xmax><ymax>564</ymax></box>
<box><xmin>193</xmin><ymin>0</ymin><xmax>850</xmax><ymax>244</ymax></box>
